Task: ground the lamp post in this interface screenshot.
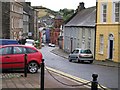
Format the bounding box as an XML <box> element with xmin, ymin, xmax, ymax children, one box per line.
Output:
<box><xmin>70</xmin><ymin>37</ymin><xmax>73</xmax><ymax>53</ymax></box>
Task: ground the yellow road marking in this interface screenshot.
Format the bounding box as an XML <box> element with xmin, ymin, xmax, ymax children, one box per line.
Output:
<box><xmin>46</xmin><ymin>66</ymin><xmax>111</xmax><ymax>90</ymax></box>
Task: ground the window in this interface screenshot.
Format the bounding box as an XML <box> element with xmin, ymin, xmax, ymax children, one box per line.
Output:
<box><xmin>11</xmin><ymin>4</ymin><xmax>14</xmax><ymax>11</ymax></box>
<box><xmin>114</xmin><ymin>2</ymin><xmax>120</xmax><ymax>22</ymax></box>
<box><xmin>0</xmin><ymin>47</ymin><xmax>12</xmax><ymax>55</ymax></box>
<box><xmin>26</xmin><ymin>48</ymin><xmax>37</xmax><ymax>53</ymax></box>
<box><xmin>19</xmin><ymin>19</ymin><xmax>23</xmax><ymax>28</ymax></box>
<box><xmin>80</xmin><ymin>49</ymin><xmax>92</xmax><ymax>54</ymax></box>
<box><xmin>13</xmin><ymin>47</ymin><xmax>26</xmax><ymax>54</ymax></box>
<box><xmin>99</xmin><ymin>35</ymin><xmax>104</xmax><ymax>54</ymax></box>
<box><xmin>102</xmin><ymin>4</ymin><xmax>107</xmax><ymax>22</ymax></box>
<box><xmin>82</xmin><ymin>28</ymin><xmax>85</xmax><ymax>38</ymax></box>
<box><xmin>72</xmin><ymin>50</ymin><xmax>79</xmax><ymax>54</ymax></box>
<box><xmin>88</xmin><ymin>29</ymin><xmax>91</xmax><ymax>39</ymax></box>
<box><xmin>88</xmin><ymin>41</ymin><xmax>91</xmax><ymax>49</ymax></box>
<box><xmin>11</xmin><ymin>17</ymin><xmax>14</xmax><ymax>28</ymax></box>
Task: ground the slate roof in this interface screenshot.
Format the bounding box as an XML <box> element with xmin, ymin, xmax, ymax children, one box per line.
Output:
<box><xmin>65</xmin><ymin>6</ymin><xmax>96</xmax><ymax>27</ymax></box>
<box><xmin>55</xmin><ymin>15</ymin><xmax>63</xmax><ymax>20</ymax></box>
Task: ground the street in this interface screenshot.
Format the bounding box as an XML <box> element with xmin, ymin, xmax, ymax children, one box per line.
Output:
<box><xmin>40</xmin><ymin>45</ymin><xmax>118</xmax><ymax>89</ymax></box>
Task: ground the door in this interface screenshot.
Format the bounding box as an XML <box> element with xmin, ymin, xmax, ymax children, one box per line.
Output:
<box><xmin>0</xmin><ymin>46</ymin><xmax>14</xmax><ymax>69</ymax></box>
<box><xmin>108</xmin><ymin>34</ymin><xmax>114</xmax><ymax>60</ymax></box>
<box><xmin>109</xmin><ymin>40</ymin><xmax>113</xmax><ymax>59</ymax></box>
<box><xmin>12</xmin><ymin>46</ymin><xmax>26</xmax><ymax>69</ymax></box>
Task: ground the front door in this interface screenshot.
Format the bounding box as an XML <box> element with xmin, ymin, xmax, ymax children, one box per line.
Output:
<box><xmin>109</xmin><ymin>40</ymin><xmax>113</xmax><ymax>59</ymax></box>
<box><xmin>108</xmin><ymin>34</ymin><xmax>114</xmax><ymax>60</ymax></box>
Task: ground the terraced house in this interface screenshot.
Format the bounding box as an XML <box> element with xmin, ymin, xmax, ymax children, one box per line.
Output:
<box><xmin>95</xmin><ymin>0</ymin><xmax>120</xmax><ymax>62</ymax></box>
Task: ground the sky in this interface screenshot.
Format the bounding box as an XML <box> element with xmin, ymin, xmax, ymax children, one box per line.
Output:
<box><xmin>28</xmin><ymin>0</ymin><xmax>96</xmax><ymax>11</ymax></box>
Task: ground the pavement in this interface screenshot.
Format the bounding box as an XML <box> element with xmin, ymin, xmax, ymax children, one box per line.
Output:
<box><xmin>1</xmin><ymin>69</ymin><xmax>91</xmax><ymax>89</ymax></box>
<box><xmin>51</xmin><ymin>47</ymin><xmax>120</xmax><ymax>68</ymax></box>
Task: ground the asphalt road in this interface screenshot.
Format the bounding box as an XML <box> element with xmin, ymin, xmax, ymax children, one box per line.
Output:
<box><xmin>40</xmin><ymin>45</ymin><xmax>118</xmax><ymax>89</ymax></box>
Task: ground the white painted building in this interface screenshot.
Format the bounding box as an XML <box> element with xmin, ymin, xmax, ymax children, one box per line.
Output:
<box><xmin>63</xmin><ymin>6</ymin><xmax>96</xmax><ymax>57</ymax></box>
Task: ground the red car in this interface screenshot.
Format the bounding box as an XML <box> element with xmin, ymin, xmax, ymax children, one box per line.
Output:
<box><xmin>0</xmin><ymin>45</ymin><xmax>42</xmax><ymax>73</ymax></box>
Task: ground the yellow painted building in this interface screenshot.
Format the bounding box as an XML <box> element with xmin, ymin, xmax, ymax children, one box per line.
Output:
<box><xmin>96</xmin><ymin>0</ymin><xmax>120</xmax><ymax>62</ymax></box>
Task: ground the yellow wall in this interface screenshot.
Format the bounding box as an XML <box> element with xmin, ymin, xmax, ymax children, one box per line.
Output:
<box><xmin>118</xmin><ymin>25</ymin><xmax>120</xmax><ymax>62</ymax></box>
<box><xmin>96</xmin><ymin>0</ymin><xmax>120</xmax><ymax>62</ymax></box>
<box><xmin>96</xmin><ymin>25</ymin><xmax>119</xmax><ymax>62</ymax></box>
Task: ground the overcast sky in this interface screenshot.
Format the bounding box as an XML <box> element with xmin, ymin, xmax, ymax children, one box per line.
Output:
<box><xmin>28</xmin><ymin>0</ymin><xmax>96</xmax><ymax>11</ymax></box>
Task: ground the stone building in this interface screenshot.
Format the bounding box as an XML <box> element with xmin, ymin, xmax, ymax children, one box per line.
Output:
<box><xmin>0</xmin><ymin>1</ymin><xmax>23</xmax><ymax>40</ymax></box>
<box><xmin>10</xmin><ymin>2</ymin><xmax>23</xmax><ymax>40</ymax></box>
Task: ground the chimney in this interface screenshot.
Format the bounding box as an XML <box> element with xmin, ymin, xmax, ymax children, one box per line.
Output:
<box><xmin>76</xmin><ymin>2</ymin><xmax>85</xmax><ymax>12</ymax></box>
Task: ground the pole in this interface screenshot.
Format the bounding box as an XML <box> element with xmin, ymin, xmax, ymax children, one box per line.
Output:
<box><xmin>24</xmin><ymin>53</ymin><xmax>27</xmax><ymax>77</ymax></box>
<box><xmin>41</xmin><ymin>59</ymin><xmax>44</xmax><ymax>90</ymax></box>
<box><xmin>91</xmin><ymin>74</ymin><xmax>98</xmax><ymax>90</ymax></box>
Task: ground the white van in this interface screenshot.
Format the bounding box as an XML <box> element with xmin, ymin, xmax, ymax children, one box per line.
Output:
<box><xmin>25</xmin><ymin>39</ymin><xmax>34</xmax><ymax>46</ymax></box>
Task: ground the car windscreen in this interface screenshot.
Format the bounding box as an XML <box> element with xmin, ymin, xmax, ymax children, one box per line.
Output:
<box><xmin>26</xmin><ymin>41</ymin><xmax>33</xmax><ymax>44</ymax></box>
<box><xmin>72</xmin><ymin>50</ymin><xmax>79</xmax><ymax>54</ymax></box>
<box><xmin>80</xmin><ymin>49</ymin><xmax>92</xmax><ymax>54</ymax></box>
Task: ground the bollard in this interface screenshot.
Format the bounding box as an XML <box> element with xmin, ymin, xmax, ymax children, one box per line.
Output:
<box><xmin>91</xmin><ymin>74</ymin><xmax>98</xmax><ymax>90</ymax></box>
<box><xmin>24</xmin><ymin>53</ymin><xmax>27</xmax><ymax>77</ymax></box>
<box><xmin>41</xmin><ymin>59</ymin><xmax>44</xmax><ymax>90</ymax></box>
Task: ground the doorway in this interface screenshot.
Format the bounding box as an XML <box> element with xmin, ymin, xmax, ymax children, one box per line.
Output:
<box><xmin>108</xmin><ymin>34</ymin><xmax>114</xmax><ymax>60</ymax></box>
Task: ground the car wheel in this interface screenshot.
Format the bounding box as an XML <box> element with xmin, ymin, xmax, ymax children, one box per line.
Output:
<box><xmin>28</xmin><ymin>62</ymin><xmax>38</xmax><ymax>73</ymax></box>
<box><xmin>89</xmin><ymin>60</ymin><xmax>93</xmax><ymax>64</ymax></box>
<box><xmin>68</xmin><ymin>57</ymin><xmax>72</xmax><ymax>62</ymax></box>
<box><xmin>78</xmin><ymin>59</ymin><xmax>80</xmax><ymax>63</ymax></box>
<box><xmin>69</xmin><ymin>59</ymin><xmax>72</xmax><ymax>62</ymax></box>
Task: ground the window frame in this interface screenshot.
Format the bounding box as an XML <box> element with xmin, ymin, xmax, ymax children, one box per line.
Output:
<box><xmin>113</xmin><ymin>2</ymin><xmax>120</xmax><ymax>22</ymax></box>
<box><xmin>26</xmin><ymin>47</ymin><xmax>38</xmax><ymax>54</ymax></box>
<box><xmin>101</xmin><ymin>3</ymin><xmax>107</xmax><ymax>23</ymax></box>
<box><xmin>13</xmin><ymin>46</ymin><xmax>26</xmax><ymax>54</ymax></box>
<box><xmin>99</xmin><ymin>34</ymin><xmax>104</xmax><ymax>54</ymax></box>
<box><xmin>0</xmin><ymin>46</ymin><xmax>13</xmax><ymax>55</ymax></box>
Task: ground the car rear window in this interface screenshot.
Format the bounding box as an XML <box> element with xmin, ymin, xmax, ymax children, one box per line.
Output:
<box><xmin>80</xmin><ymin>49</ymin><xmax>92</xmax><ymax>54</ymax></box>
<box><xmin>26</xmin><ymin>48</ymin><xmax>38</xmax><ymax>53</ymax></box>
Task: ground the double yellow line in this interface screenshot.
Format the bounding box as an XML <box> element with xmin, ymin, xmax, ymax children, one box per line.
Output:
<box><xmin>46</xmin><ymin>66</ymin><xmax>111</xmax><ymax>90</ymax></box>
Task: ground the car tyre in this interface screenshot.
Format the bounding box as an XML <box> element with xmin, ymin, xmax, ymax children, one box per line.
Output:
<box><xmin>68</xmin><ymin>57</ymin><xmax>72</xmax><ymax>62</ymax></box>
<box><xmin>69</xmin><ymin>59</ymin><xmax>72</xmax><ymax>62</ymax></box>
<box><xmin>89</xmin><ymin>60</ymin><xmax>93</xmax><ymax>64</ymax></box>
<box><xmin>28</xmin><ymin>62</ymin><xmax>38</xmax><ymax>74</ymax></box>
<box><xmin>78</xmin><ymin>60</ymin><xmax>81</xmax><ymax>63</ymax></box>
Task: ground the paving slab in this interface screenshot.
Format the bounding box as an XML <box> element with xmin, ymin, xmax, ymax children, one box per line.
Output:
<box><xmin>1</xmin><ymin>70</ymin><xmax>91</xmax><ymax>89</ymax></box>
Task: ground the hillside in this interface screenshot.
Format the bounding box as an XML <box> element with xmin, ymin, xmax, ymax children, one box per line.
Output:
<box><xmin>32</xmin><ymin>6</ymin><xmax>59</xmax><ymax>18</ymax></box>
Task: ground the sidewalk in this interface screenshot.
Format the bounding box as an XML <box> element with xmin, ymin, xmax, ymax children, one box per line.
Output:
<box><xmin>1</xmin><ymin>69</ymin><xmax>91</xmax><ymax>89</ymax></box>
<box><xmin>51</xmin><ymin>47</ymin><xmax>120</xmax><ymax>68</ymax></box>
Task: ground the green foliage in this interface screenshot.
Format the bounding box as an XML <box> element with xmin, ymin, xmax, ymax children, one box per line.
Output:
<box><xmin>59</xmin><ymin>8</ymin><xmax>75</xmax><ymax>21</ymax></box>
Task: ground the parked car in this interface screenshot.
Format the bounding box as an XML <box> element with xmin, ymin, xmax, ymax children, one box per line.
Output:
<box><xmin>41</xmin><ymin>43</ymin><xmax>45</xmax><ymax>47</ymax></box>
<box><xmin>68</xmin><ymin>48</ymin><xmax>94</xmax><ymax>64</ymax></box>
<box><xmin>25</xmin><ymin>39</ymin><xmax>35</xmax><ymax>47</ymax></box>
<box><xmin>0</xmin><ymin>39</ymin><xmax>19</xmax><ymax>45</ymax></box>
<box><xmin>0</xmin><ymin>45</ymin><xmax>43</xmax><ymax>73</ymax></box>
<box><xmin>48</xmin><ymin>43</ymin><xmax>55</xmax><ymax>47</ymax></box>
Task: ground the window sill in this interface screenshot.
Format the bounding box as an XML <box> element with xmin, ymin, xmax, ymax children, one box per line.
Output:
<box><xmin>98</xmin><ymin>52</ymin><xmax>104</xmax><ymax>55</ymax></box>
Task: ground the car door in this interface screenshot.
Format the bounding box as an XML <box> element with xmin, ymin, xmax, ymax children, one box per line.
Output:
<box><xmin>0</xmin><ymin>46</ymin><xmax>14</xmax><ymax>69</ymax></box>
<box><xmin>12</xmin><ymin>46</ymin><xmax>26</xmax><ymax>69</ymax></box>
